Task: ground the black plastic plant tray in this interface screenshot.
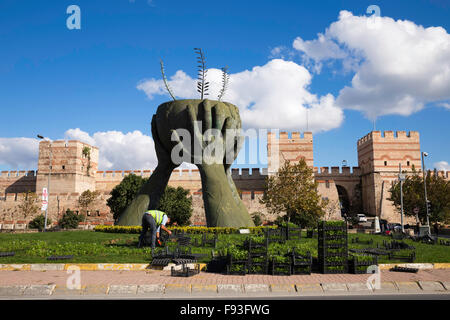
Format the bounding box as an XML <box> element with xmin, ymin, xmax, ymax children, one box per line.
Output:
<box><xmin>318</xmin><ymin>242</ymin><xmax>347</xmax><ymax>248</ymax></box>
<box><xmin>390</xmin><ymin>266</ymin><xmax>418</xmax><ymax>273</ymax></box>
<box><xmin>320</xmin><ymin>265</ymin><xmax>348</xmax><ymax>274</ymax></box>
<box><xmin>47</xmin><ymin>255</ymin><xmax>74</xmax><ymax>261</ymax></box>
<box><xmin>351</xmin><ymin>238</ymin><xmax>374</xmax><ymax>245</ymax></box>
<box><xmin>387</xmin><ymin>252</ymin><xmax>415</xmax><ymax>263</ymax></box>
<box><xmin>271</xmin><ymin>262</ymin><xmax>291</xmax><ymax>276</ymax></box>
<box><xmin>226</xmin><ymin>263</ymin><xmax>247</xmax><ymax>275</ymax></box>
<box><xmin>292</xmin><ymin>264</ymin><xmax>311</xmax><ymax>275</ymax></box>
<box><xmin>177</xmin><ymin>239</ymin><xmax>191</xmax><ymax>246</ymax></box>
<box><xmin>151</xmin><ymin>258</ymin><xmax>172</xmax><ymax>266</ymax></box>
<box><xmin>173</xmin><ymin>258</ymin><xmax>197</xmax><ymax>265</ymax></box>
<box><xmin>0</xmin><ymin>252</ymin><xmax>15</xmax><ymax>257</ymax></box>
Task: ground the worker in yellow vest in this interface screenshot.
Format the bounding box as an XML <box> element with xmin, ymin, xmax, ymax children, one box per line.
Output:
<box><xmin>138</xmin><ymin>210</ymin><xmax>172</xmax><ymax>248</ymax></box>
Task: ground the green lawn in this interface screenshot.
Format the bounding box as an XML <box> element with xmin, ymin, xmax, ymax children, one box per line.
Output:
<box><xmin>0</xmin><ymin>230</ymin><xmax>448</xmax><ymax>264</ymax></box>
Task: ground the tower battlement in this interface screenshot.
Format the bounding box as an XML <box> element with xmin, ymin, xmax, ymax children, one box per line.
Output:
<box><xmin>267</xmin><ymin>131</ymin><xmax>313</xmax><ymax>141</ymax></box>
<box><xmin>314</xmin><ymin>166</ymin><xmax>362</xmax><ymax>176</ymax></box>
<box><xmin>357</xmin><ymin>131</ymin><xmax>420</xmax><ymax>146</ymax></box>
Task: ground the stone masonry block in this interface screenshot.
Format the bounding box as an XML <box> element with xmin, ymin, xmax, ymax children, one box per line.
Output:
<box><xmin>137</xmin><ymin>284</ymin><xmax>165</xmax><ymax>295</ymax></box>
<box><xmin>395</xmin><ymin>281</ymin><xmax>421</xmax><ymax>292</ymax></box>
<box><xmin>0</xmin><ymin>285</ymin><xmax>27</xmax><ymax>296</ymax></box>
<box><xmin>295</xmin><ymin>283</ymin><xmax>323</xmax><ymax>294</ymax></box>
<box><xmin>164</xmin><ymin>284</ymin><xmax>192</xmax><ymax>295</ymax></box>
<box><xmin>23</xmin><ymin>284</ymin><xmax>56</xmax><ymax>296</ymax></box>
<box><xmin>321</xmin><ymin>283</ymin><xmax>348</xmax><ymax>292</ymax></box>
<box><xmin>418</xmin><ymin>281</ymin><xmax>446</xmax><ymax>292</ymax></box>
<box><xmin>108</xmin><ymin>285</ymin><xmax>138</xmax><ymax>295</ymax></box>
<box><xmin>244</xmin><ymin>284</ymin><xmax>270</xmax><ymax>294</ymax></box>
<box><xmin>217</xmin><ymin>284</ymin><xmax>244</xmax><ymax>295</ymax></box>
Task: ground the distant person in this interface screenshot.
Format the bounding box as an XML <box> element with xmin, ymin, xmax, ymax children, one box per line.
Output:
<box><xmin>434</xmin><ymin>222</ymin><xmax>439</xmax><ymax>238</ymax></box>
<box><xmin>138</xmin><ymin>210</ymin><xmax>172</xmax><ymax>249</ymax></box>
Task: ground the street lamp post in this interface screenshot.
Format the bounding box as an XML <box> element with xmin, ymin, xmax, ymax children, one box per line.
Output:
<box><xmin>398</xmin><ymin>163</ymin><xmax>406</xmax><ymax>233</ymax></box>
<box><xmin>421</xmin><ymin>152</ymin><xmax>431</xmax><ymax>235</ymax></box>
<box><xmin>37</xmin><ymin>135</ymin><xmax>52</xmax><ymax>232</ymax></box>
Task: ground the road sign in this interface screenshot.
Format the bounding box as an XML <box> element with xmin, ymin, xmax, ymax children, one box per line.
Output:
<box><xmin>41</xmin><ymin>188</ymin><xmax>48</xmax><ymax>211</ymax></box>
<box><xmin>398</xmin><ymin>173</ymin><xmax>406</xmax><ymax>181</ymax></box>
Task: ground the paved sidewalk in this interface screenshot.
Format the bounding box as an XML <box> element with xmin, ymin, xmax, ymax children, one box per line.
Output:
<box><xmin>0</xmin><ymin>269</ymin><xmax>449</xmax><ymax>298</ymax></box>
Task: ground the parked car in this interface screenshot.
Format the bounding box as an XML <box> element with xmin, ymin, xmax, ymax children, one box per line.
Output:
<box><xmin>357</xmin><ymin>214</ymin><xmax>367</xmax><ymax>223</ymax></box>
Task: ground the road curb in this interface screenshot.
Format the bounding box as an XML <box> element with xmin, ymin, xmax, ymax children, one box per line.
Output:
<box><xmin>0</xmin><ymin>281</ymin><xmax>448</xmax><ymax>298</ymax></box>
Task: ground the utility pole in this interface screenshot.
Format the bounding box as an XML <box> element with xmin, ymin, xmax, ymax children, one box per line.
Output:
<box><xmin>37</xmin><ymin>135</ymin><xmax>52</xmax><ymax>232</ymax></box>
<box><xmin>421</xmin><ymin>152</ymin><xmax>431</xmax><ymax>235</ymax></box>
<box><xmin>398</xmin><ymin>163</ymin><xmax>406</xmax><ymax>233</ymax></box>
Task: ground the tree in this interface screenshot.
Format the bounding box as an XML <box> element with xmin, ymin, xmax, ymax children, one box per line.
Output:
<box><xmin>157</xmin><ymin>186</ymin><xmax>193</xmax><ymax>226</ymax></box>
<box><xmin>260</xmin><ymin>159</ymin><xmax>327</xmax><ymax>228</ymax></box>
<box><xmin>28</xmin><ymin>214</ymin><xmax>52</xmax><ymax>230</ymax></box>
<box><xmin>107</xmin><ymin>174</ymin><xmax>148</xmax><ymax>221</ymax></box>
<box><xmin>78</xmin><ymin>190</ymin><xmax>101</xmax><ymax>217</ymax></box>
<box><xmin>17</xmin><ymin>191</ymin><xmax>40</xmax><ymax>219</ymax></box>
<box><xmin>58</xmin><ymin>209</ymin><xmax>84</xmax><ymax>229</ymax></box>
<box><xmin>388</xmin><ymin>169</ymin><xmax>450</xmax><ymax>224</ymax></box>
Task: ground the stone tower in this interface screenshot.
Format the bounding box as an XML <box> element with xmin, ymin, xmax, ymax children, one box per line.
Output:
<box><xmin>267</xmin><ymin>131</ymin><xmax>313</xmax><ymax>175</ymax></box>
<box><xmin>36</xmin><ymin>140</ymin><xmax>99</xmax><ymax>195</ymax></box>
<box><xmin>357</xmin><ymin>131</ymin><xmax>421</xmax><ymax>219</ymax></box>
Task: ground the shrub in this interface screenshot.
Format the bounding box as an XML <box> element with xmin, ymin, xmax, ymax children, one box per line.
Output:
<box><xmin>58</xmin><ymin>209</ymin><xmax>85</xmax><ymax>229</ymax></box>
<box><xmin>157</xmin><ymin>186</ymin><xmax>193</xmax><ymax>226</ymax></box>
<box><xmin>251</xmin><ymin>212</ymin><xmax>263</xmax><ymax>226</ymax></box>
<box><xmin>28</xmin><ymin>214</ymin><xmax>52</xmax><ymax>231</ymax></box>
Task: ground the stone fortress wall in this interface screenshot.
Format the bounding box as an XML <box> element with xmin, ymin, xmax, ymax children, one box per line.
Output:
<box><xmin>0</xmin><ymin>130</ymin><xmax>448</xmax><ymax>229</ymax></box>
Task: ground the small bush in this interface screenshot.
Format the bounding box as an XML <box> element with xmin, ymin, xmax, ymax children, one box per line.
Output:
<box><xmin>28</xmin><ymin>214</ymin><xmax>52</xmax><ymax>231</ymax></box>
<box><xmin>251</xmin><ymin>212</ymin><xmax>263</xmax><ymax>226</ymax></box>
<box><xmin>58</xmin><ymin>209</ymin><xmax>85</xmax><ymax>229</ymax></box>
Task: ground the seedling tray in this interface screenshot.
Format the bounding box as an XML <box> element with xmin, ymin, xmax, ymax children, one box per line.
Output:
<box><xmin>0</xmin><ymin>252</ymin><xmax>15</xmax><ymax>257</ymax></box>
<box><xmin>351</xmin><ymin>237</ymin><xmax>374</xmax><ymax>245</ymax></box>
<box><xmin>173</xmin><ymin>258</ymin><xmax>197</xmax><ymax>265</ymax></box>
<box><xmin>270</xmin><ymin>259</ymin><xmax>291</xmax><ymax>276</ymax></box>
<box><xmin>349</xmin><ymin>255</ymin><xmax>378</xmax><ymax>274</ymax></box>
<box><xmin>390</xmin><ymin>266</ymin><xmax>418</xmax><ymax>273</ymax></box>
<box><xmin>47</xmin><ymin>255</ymin><xmax>74</xmax><ymax>261</ymax></box>
<box><xmin>388</xmin><ymin>251</ymin><xmax>415</xmax><ymax>263</ymax></box>
<box><xmin>151</xmin><ymin>258</ymin><xmax>172</xmax><ymax>266</ymax></box>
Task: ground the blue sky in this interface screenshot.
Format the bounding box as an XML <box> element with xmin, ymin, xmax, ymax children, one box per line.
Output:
<box><xmin>0</xmin><ymin>0</ymin><xmax>449</xmax><ymax>172</ymax></box>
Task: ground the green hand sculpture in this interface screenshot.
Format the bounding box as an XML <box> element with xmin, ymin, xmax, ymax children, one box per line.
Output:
<box><xmin>117</xmin><ymin>99</ymin><xmax>255</xmax><ymax>228</ymax></box>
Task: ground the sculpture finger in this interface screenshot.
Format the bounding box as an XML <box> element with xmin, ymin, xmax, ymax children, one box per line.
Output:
<box><xmin>152</xmin><ymin>115</ymin><xmax>171</xmax><ymax>158</ymax></box>
<box><xmin>187</xmin><ymin>104</ymin><xmax>203</xmax><ymax>142</ymax></box>
<box><xmin>171</xmin><ymin>129</ymin><xmax>192</xmax><ymax>160</ymax></box>
<box><xmin>202</xmin><ymin>99</ymin><xmax>213</xmax><ymax>132</ymax></box>
<box><xmin>212</xmin><ymin>104</ymin><xmax>226</xmax><ymax>130</ymax></box>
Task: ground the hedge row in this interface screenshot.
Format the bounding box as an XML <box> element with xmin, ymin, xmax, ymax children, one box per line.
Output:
<box><xmin>93</xmin><ymin>225</ymin><xmax>276</xmax><ymax>235</ymax></box>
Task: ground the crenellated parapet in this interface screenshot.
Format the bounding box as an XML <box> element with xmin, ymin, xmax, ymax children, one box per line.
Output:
<box><xmin>357</xmin><ymin>131</ymin><xmax>420</xmax><ymax>147</ymax></box>
<box><xmin>315</xmin><ymin>166</ymin><xmax>362</xmax><ymax>176</ymax></box>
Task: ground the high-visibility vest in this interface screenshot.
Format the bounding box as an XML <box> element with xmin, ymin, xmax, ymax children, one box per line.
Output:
<box><xmin>145</xmin><ymin>210</ymin><xmax>166</xmax><ymax>226</ymax></box>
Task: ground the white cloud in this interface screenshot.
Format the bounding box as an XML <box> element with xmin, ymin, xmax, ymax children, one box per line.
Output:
<box><xmin>0</xmin><ymin>138</ymin><xmax>39</xmax><ymax>169</ymax></box>
<box><xmin>137</xmin><ymin>59</ymin><xmax>344</xmax><ymax>132</ymax></box>
<box><xmin>434</xmin><ymin>161</ymin><xmax>450</xmax><ymax>172</ymax></box>
<box><xmin>292</xmin><ymin>10</ymin><xmax>450</xmax><ymax>120</ymax></box>
<box><xmin>64</xmin><ymin>128</ymin><xmax>197</xmax><ymax>171</ymax></box>
<box><xmin>438</xmin><ymin>102</ymin><xmax>450</xmax><ymax>109</ymax></box>
<box><xmin>65</xmin><ymin>128</ymin><xmax>157</xmax><ymax>170</ymax></box>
